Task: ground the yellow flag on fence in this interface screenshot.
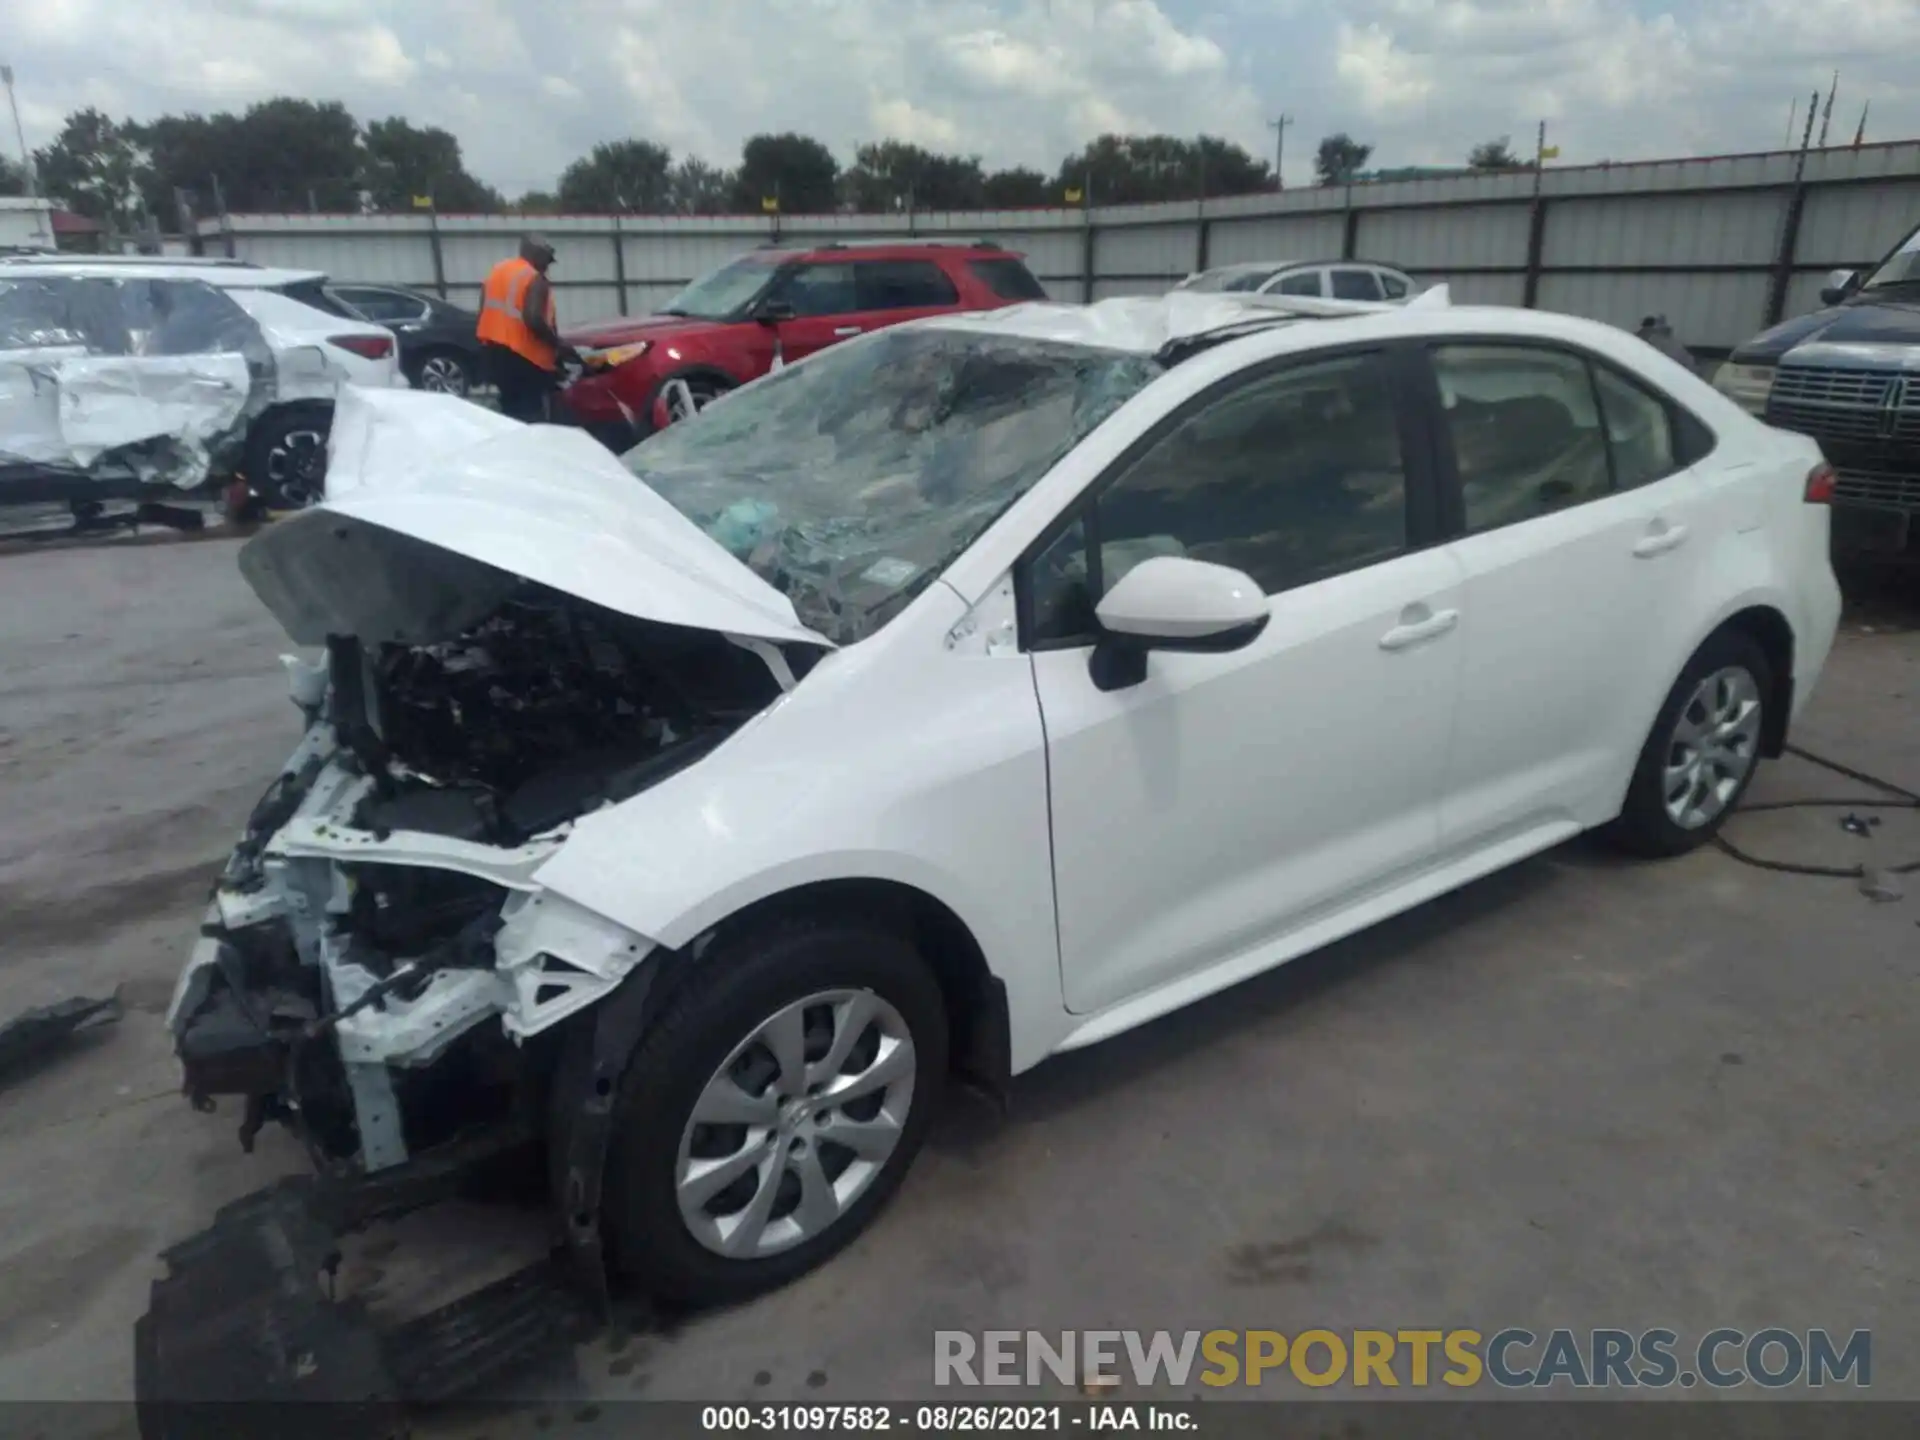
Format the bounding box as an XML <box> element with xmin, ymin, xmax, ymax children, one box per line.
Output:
<box><xmin>1063</xmin><ymin>186</ymin><xmax>1083</xmax><ymax>205</ymax></box>
<box><xmin>1538</xmin><ymin>145</ymin><xmax>1561</xmax><ymax>161</ymax></box>
<box><xmin>760</xmin><ymin>195</ymin><xmax>780</xmax><ymax>213</ymax></box>
<box><xmin>411</xmin><ymin>194</ymin><xmax>433</xmax><ymax>208</ymax></box>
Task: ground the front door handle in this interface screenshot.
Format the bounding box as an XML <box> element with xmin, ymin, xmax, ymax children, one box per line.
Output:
<box><xmin>1379</xmin><ymin>608</ymin><xmax>1459</xmax><ymax>651</ymax></box>
<box><xmin>833</xmin><ymin>326</ymin><xmax>863</xmax><ymax>337</ymax></box>
<box><xmin>1633</xmin><ymin>521</ymin><xmax>1689</xmax><ymax>557</ymax></box>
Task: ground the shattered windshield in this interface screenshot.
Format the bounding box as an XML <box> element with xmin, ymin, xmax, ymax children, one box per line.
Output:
<box><xmin>658</xmin><ymin>255</ymin><xmax>785</xmax><ymax>319</ymax></box>
<box><xmin>623</xmin><ymin>326</ymin><xmax>1163</xmax><ymax>644</ymax></box>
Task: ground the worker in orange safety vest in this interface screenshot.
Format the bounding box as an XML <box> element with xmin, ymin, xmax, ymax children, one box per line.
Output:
<box><xmin>476</xmin><ymin>234</ymin><xmax>578</xmax><ymax>422</ymax></box>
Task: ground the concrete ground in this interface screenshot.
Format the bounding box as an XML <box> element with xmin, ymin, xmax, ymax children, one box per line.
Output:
<box><xmin>0</xmin><ymin>537</ymin><xmax>1915</xmax><ymax>1422</ymax></box>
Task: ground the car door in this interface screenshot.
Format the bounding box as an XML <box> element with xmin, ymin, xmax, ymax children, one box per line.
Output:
<box><xmin>1024</xmin><ymin>347</ymin><xmax>1466</xmax><ymax>1017</ymax></box>
<box><xmin>762</xmin><ymin>261</ymin><xmax>862</xmax><ymax>366</ymax></box>
<box><xmin>1423</xmin><ymin>341</ymin><xmax>1715</xmax><ymax>853</ymax></box>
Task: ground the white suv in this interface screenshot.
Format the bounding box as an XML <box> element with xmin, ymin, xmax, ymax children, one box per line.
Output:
<box><xmin>0</xmin><ymin>256</ymin><xmax>402</xmax><ymax>505</ymax></box>
<box><xmin>161</xmin><ymin>289</ymin><xmax>1840</xmax><ymax>1323</ymax></box>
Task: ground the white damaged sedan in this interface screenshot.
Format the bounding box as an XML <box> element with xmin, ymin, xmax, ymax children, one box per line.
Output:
<box><xmin>163</xmin><ymin>288</ymin><xmax>1840</xmax><ymax>1316</ymax></box>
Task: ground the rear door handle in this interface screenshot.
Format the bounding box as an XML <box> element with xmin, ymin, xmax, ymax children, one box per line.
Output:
<box><xmin>833</xmin><ymin>326</ymin><xmax>863</xmax><ymax>337</ymax></box>
<box><xmin>1633</xmin><ymin>522</ymin><xmax>1689</xmax><ymax>557</ymax></box>
<box><xmin>1379</xmin><ymin>608</ymin><xmax>1459</xmax><ymax>651</ymax></box>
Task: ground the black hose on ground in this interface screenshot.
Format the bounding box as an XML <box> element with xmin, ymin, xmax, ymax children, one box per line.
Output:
<box><xmin>1711</xmin><ymin>742</ymin><xmax>1920</xmax><ymax>878</ymax></box>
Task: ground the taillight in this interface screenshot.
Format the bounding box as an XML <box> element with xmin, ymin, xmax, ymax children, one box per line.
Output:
<box><xmin>1804</xmin><ymin>461</ymin><xmax>1836</xmax><ymax>504</ymax></box>
<box><xmin>329</xmin><ymin>334</ymin><xmax>394</xmax><ymax>360</ymax></box>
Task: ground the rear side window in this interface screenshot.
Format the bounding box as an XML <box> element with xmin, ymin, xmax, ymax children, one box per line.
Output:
<box><xmin>1331</xmin><ymin>267</ymin><xmax>1383</xmax><ymax>301</ymax></box>
<box><xmin>1591</xmin><ymin>365</ymin><xmax>1677</xmax><ymax>489</ymax></box>
<box><xmin>335</xmin><ymin>287</ymin><xmax>427</xmax><ymax>323</ymax></box>
<box><xmin>1433</xmin><ymin>345</ymin><xmax>1611</xmax><ymax>532</ymax></box>
<box><xmin>1275</xmin><ymin>270</ymin><xmax>1321</xmax><ymax>296</ymax></box>
<box><xmin>968</xmin><ymin>257</ymin><xmax>1047</xmax><ymax>301</ymax></box>
<box><xmin>856</xmin><ymin>260</ymin><xmax>960</xmax><ymax>310</ymax></box>
<box><xmin>1223</xmin><ymin>269</ymin><xmax>1280</xmax><ymax>293</ymax></box>
<box><xmin>272</xmin><ymin>277</ymin><xmax>353</xmax><ymax>318</ymax></box>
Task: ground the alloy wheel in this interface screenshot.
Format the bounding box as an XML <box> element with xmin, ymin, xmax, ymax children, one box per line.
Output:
<box><xmin>265</xmin><ymin>428</ymin><xmax>327</xmax><ymax>508</ymax></box>
<box><xmin>416</xmin><ymin>355</ymin><xmax>468</xmax><ymax>395</ymax></box>
<box><xmin>675</xmin><ymin>988</ymin><xmax>916</xmax><ymax>1259</ymax></box>
<box><xmin>1662</xmin><ymin>665</ymin><xmax>1762</xmax><ymax>829</ymax></box>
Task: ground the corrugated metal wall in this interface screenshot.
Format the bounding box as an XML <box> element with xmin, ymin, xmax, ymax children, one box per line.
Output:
<box><xmin>202</xmin><ymin>140</ymin><xmax>1920</xmax><ymax>352</ymax></box>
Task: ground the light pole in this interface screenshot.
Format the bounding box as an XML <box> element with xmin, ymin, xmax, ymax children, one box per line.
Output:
<box><xmin>1</xmin><ymin>64</ymin><xmax>34</xmax><ymax>198</ymax></box>
<box><xmin>1268</xmin><ymin>114</ymin><xmax>1292</xmax><ymax>190</ymax></box>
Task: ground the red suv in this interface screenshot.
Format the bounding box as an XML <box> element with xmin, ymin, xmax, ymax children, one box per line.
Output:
<box><xmin>560</xmin><ymin>240</ymin><xmax>1047</xmax><ymax>448</ymax></box>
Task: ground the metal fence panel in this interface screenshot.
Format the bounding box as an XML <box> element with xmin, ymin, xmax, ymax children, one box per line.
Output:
<box><xmin>1796</xmin><ymin>178</ymin><xmax>1920</xmax><ymax>266</ymax></box>
<box><xmin>1095</xmin><ymin>222</ymin><xmax>1199</xmax><ymax>279</ymax></box>
<box><xmin>1359</xmin><ymin>204</ymin><xmax>1529</xmax><ymax>269</ymax></box>
<box><xmin>1206</xmin><ymin>212</ymin><xmax>1346</xmax><ymax>265</ymax></box>
<box><xmin>202</xmin><ymin>138</ymin><xmax>1920</xmax><ymax>354</ymax></box>
<box><xmin>1543</xmin><ymin>191</ymin><xmax>1787</xmax><ymax>267</ymax></box>
<box><xmin>1535</xmin><ymin>271</ymin><xmax>1774</xmax><ymax>349</ymax></box>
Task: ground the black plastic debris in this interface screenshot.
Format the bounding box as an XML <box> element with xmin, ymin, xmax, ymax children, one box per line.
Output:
<box><xmin>1839</xmin><ymin>812</ymin><xmax>1881</xmax><ymax>837</ymax></box>
<box><xmin>0</xmin><ymin>991</ymin><xmax>122</xmax><ymax>1083</ymax></box>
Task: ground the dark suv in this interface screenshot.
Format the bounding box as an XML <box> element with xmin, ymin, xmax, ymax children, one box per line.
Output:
<box><xmin>1715</xmin><ymin>218</ymin><xmax>1920</xmax><ymax>555</ymax></box>
<box><xmin>561</xmin><ymin>240</ymin><xmax>1047</xmax><ymax>449</ymax></box>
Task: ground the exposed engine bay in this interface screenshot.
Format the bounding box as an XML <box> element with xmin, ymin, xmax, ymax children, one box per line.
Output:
<box><xmin>167</xmin><ymin>580</ymin><xmax>800</xmax><ymax>1173</ymax></box>
<box><xmin>346</xmin><ymin>587</ymin><xmax>785</xmax><ymax>845</ymax></box>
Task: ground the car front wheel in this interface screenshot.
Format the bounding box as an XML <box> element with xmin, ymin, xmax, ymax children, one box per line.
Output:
<box><xmin>600</xmin><ymin>915</ymin><xmax>948</xmax><ymax>1305</ymax></box>
<box><xmin>1612</xmin><ymin>629</ymin><xmax>1772</xmax><ymax>856</ymax></box>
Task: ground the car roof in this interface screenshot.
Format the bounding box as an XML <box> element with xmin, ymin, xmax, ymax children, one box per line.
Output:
<box><xmin>0</xmin><ymin>256</ymin><xmax>328</xmax><ymax>288</ymax></box>
<box><xmin>750</xmin><ymin>239</ymin><xmax>1028</xmax><ymax>264</ymax></box>
<box><xmin>920</xmin><ymin>289</ymin><xmax>1440</xmax><ymax>354</ymax></box>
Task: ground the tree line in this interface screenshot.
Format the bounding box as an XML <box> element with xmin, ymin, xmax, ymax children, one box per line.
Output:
<box><xmin>16</xmin><ymin>96</ymin><xmax>1536</xmax><ymax>233</ymax></box>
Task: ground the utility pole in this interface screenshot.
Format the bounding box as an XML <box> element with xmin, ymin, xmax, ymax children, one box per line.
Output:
<box><xmin>1267</xmin><ymin>114</ymin><xmax>1292</xmax><ymax>190</ymax></box>
<box><xmin>1</xmin><ymin>64</ymin><xmax>35</xmax><ymax>198</ymax></box>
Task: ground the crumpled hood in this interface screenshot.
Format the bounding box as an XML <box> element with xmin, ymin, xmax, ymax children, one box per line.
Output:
<box><xmin>1733</xmin><ymin>296</ymin><xmax>1920</xmax><ymax>363</ymax></box>
<box><xmin>238</xmin><ymin>385</ymin><xmax>833</xmax><ymax>649</ymax></box>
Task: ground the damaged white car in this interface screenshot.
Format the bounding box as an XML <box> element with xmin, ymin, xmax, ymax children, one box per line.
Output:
<box><xmin>152</xmin><ymin>289</ymin><xmax>1840</xmax><ymax>1404</ymax></box>
<box><xmin>0</xmin><ymin>262</ymin><xmax>400</xmax><ymax>514</ymax></box>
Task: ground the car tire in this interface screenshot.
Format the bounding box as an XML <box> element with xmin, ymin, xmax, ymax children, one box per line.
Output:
<box><xmin>408</xmin><ymin>348</ymin><xmax>473</xmax><ymax>396</ymax></box>
<box><xmin>600</xmin><ymin>914</ymin><xmax>948</xmax><ymax>1306</ymax></box>
<box><xmin>243</xmin><ymin>405</ymin><xmax>332</xmax><ymax>511</ymax></box>
<box><xmin>1610</xmin><ymin>628</ymin><xmax>1773</xmax><ymax>857</ymax></box>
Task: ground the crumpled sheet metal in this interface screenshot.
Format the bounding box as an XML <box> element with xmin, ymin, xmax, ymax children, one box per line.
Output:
<box><xmin>0</xmin><ymin>992</ymin><xmax>122</xmax><ymax>1084</ymax></box>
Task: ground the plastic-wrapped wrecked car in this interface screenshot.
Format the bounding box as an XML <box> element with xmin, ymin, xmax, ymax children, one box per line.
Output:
<box><xmin>0</xmin><ymin>263</ymin><xmax>400</xmax><ymax>516</ymax></box>
<box><xmin>0</xmin><ymin>271</ymin><xmax>270</xmax><ymax>501</ymax></box>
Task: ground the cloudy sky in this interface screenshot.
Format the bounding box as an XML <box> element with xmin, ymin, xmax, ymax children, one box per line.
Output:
<box><xmin>3</xmin><ymin>0</ymin><xmax>1916</xmax><ymax>197</ymax></box>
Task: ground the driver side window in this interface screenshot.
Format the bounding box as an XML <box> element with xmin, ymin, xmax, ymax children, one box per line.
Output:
<box><xmin>1026</xmin><ymin>352</ymin><xmax>1410</xmax><ymax>646</ymax></box>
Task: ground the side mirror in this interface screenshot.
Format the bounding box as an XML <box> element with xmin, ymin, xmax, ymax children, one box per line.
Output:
<box><xmin>1088</xmin><ymin>556</ymin><xmax>1270</xmax><ymax>692</ymax></box>
<box><xmin>753</xmin><ymin>298</ymin><xmax>797</xmax><ymax>324</ymax></box>
<box><xmin>1820</xmin><ymin>269</ymin><xmax>1860</xmax><ymax>306</ymax></box>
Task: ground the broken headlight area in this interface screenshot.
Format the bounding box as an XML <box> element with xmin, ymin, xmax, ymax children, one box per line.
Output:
<box><xmin>173</xmin><ymin>582</ymin><xmax>789</xmax><ymax>1174</ymax></box>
